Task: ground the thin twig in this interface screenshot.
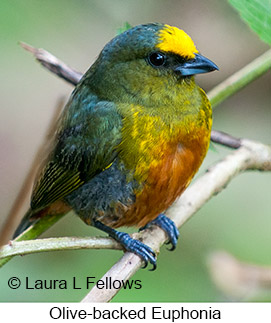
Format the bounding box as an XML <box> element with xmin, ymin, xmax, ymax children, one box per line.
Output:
<box><xmin>20</xmin><ymin>42</ymin><xmax>82</xmax><ymax>85</ymax></box>
<box><xmin>208</xmin><ymin>49</ymin><xmax>271</xmax><ymax>108</ymax></box>
<box><xmin>0</xmin><ymin>237</ymin><xmax>121</xmax><ymax>259</ymax></box>
<box><xmin>211</xmin><ymin>130</ymin><xmax>241</xmax><ymax>149</ymax></box>
<box><xmin>0</xmin><ymin>213</ymin><xmax>65</xmax><ymax>268</ymax></box>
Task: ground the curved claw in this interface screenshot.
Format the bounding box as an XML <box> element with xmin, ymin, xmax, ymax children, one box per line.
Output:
<box><xmin>92</xmin><ymin>220</ymin><xmax>157</xmax><ymax>270</ymax></box>
<box><xmin>140</xmin><ymin>214</ymin><xmax>179</xmax><ymax>251</ymax></box>
<box><xmin>115</xmin><ymin>232</ymin><xmax>157</xmax><ymax>270</ymax></box>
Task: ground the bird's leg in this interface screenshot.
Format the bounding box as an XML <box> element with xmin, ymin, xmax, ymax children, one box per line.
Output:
<box><xmin>92</xmin><ymin>220</ymin><xmax>157</xmax><ymax>270</ymax></box>
<box><xmin>139</xmin><ymin>214</ymin><xmax>179</xmax><ymax>251</ymax></box>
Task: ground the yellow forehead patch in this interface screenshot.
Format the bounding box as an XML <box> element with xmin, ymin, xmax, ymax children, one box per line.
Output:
<box><xmin>157</xmin><ymin>24</ymin><xmax>198</xmax><ymax>59</ymax></box>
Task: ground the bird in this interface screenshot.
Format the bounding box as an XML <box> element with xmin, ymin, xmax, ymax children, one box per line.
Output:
<box><xmin>13</xmin><ymin>23</ymin><xmax>218</xmax><ymax>269</ymax></box>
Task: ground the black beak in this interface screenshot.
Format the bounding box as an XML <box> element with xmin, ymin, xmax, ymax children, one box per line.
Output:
<box><xmin>175</xmin><ymin>53</ymin><xmax>219</xmax><ymax>76</ymax></box>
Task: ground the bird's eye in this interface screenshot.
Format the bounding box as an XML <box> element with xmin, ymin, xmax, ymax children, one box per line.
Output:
<box><xmin>148</xmin><ymin>52</ymin><xmax>166</xmax><ymax>67</ymax></box>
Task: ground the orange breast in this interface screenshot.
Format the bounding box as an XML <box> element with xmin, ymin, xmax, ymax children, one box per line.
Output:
<box><xmin>114</xmin><ymin>128</ymin><xmax>210</xmax><ymax>228</ymax></box>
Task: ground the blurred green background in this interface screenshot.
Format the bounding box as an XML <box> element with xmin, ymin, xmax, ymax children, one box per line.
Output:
<box><xmin>0</xmin><ymin>0</ymin><xmax>270</xmax><ymax>302</ymax></box>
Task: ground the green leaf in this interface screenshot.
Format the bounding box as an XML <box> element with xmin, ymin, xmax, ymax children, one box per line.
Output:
<box><xmin>229</xmin><ymin>0</ymin><xmax>271</xmax><ymax>45</ymax></box>
<box><xmin>116</xmin><ymin>22</ymin><xmax>133</xmax><ymax>35</ymax></box>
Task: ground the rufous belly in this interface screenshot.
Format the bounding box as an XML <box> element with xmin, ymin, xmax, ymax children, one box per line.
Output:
<box><xmin>114</xmin><ymin>133</ymin><xmax>209</xmax><ymax>228</ymax></box>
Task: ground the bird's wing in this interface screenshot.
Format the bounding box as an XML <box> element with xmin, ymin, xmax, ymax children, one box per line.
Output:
<box><xmin>30</xmin><ymin>98</ymin><xmax>122</xmax><ymax>212</ymax></box>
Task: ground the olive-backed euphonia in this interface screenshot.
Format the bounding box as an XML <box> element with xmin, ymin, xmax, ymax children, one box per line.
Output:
<box><xmin>14</xmin><ymin>23</ymin><xmax>218</xmax><ymax>269</ymax></box>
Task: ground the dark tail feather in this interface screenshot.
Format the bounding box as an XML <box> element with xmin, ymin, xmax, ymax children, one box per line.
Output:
<box><xmin>13</xmin><ymin>209</ymin><xmax>38</xmax><ymax>239</ymax></box>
